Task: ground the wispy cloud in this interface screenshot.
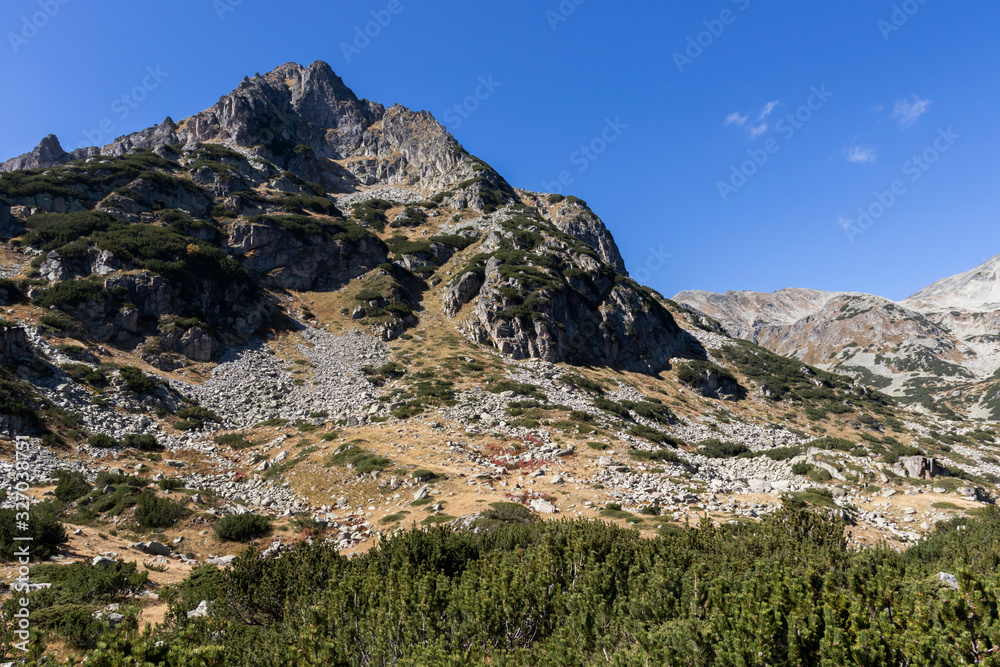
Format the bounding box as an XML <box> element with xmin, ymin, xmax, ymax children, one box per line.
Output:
<box><xmin>724</xmin><ymin>101</ymin><xmax>781</xmax><ymax>138</ymax></box>
<box><xmin>843</xmin><ymin>139</ymin><xmax>877</xmax><ymax>164</ymax></box>
<box><xmin>724</xmin><ymin>111</ymin><xmax>748</xmax><ymax>127</ymax></box>
<box><xmin>757</xmin><ymin>100</ymin><xmax>780</xmax><ymax>120</ymax></box>
<box><xmin>837</xmin><ymin>216</ymin><xmax>854</xmax><ymax>231</ymax></box>
<box><xmin>892</xmin><ymin>95</ymin><xmax>931</xmax><ymax>128</ymax></box>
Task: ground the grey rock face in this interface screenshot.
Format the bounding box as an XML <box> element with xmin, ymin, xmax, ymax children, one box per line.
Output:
<box><xmin>448</xmin><ymin>221</ymin><xmax>695</xmax><ymax>373</ymax></box>
<box><xmin>227</xmin><ymin>219</ymin><xmax>387</xmax><ymax>291</ymax></box>
<box><xmin>0</xmin><ymin>198</ymin><xmax>18</xmax><ymax>239</ymax></box>
<box><xmin>443</xmin><ymin>272</ymin><xmax>483</xmax><ymax>314</ymax></box>
<box><xmin>0</xmin><ymin>134</ymin><xmax>97</xmax><ymax>172</ymax></box>
<box><xmin>899</xmin><ymin>456</ymin><xmax>944</xmax><ymax>480</ymax></box>
<box><xmin>180</xmin><ymin>328</ymin><xmax>213</xmax><ymax>363</ymax></box>
<box><xmin>0</xmin><ymin>325</ymin><xmax>31</xmax><ymax>362</ymax></box>
<box><xmin>4</xmin><ymin>61</ymin><xmax>494</xmax><ymax>198</ymax></box>
<box><xmin>551</xmin><ymin>199</ymin><xmax>627</xmax><ymax>274</ymax></box>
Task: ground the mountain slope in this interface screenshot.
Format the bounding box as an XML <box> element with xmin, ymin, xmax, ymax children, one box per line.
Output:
<box><xmin>3</xmin><ymin>64</ymin><xmax>1000</xmax><ymax>658</ymax></box>
<box><xmin>675</xmin><ymin>255</ymin><xmax>1000</xmax><ymax>417</ymax></box>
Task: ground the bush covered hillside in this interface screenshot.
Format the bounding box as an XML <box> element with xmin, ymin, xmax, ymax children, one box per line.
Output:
<box><xmin>5</xmin><ymin>509</ymin><xmax>1000</xmax><ymax>665</ymax></box>
<box><xmin>3</xmin><ymin>60</ymin><xmax>1000</xmax><ymax>665</ymax></box>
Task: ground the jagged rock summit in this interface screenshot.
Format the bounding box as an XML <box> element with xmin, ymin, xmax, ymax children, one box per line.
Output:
<box><xmin>1</xmin><ymin>60</ymin><xmax>689</xmax><ymax>372</ymax></box>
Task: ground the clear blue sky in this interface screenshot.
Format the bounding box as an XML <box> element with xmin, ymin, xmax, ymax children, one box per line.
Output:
<box><xmin>2</xmin><ymin>0</ymin><xmax>997</xmax><ymax>301</ymax></box>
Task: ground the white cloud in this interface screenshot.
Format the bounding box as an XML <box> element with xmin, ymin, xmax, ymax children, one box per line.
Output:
<box><xmin>724</xmin><ymin>100</ymin><xmax>781</xmax><ymax>138</ymax></box>
<box><xmin>724</xmin><ymin>111</ymin><xmax>748</xmax><ymax>127</ymax></box>
<box><xmin>838</xmin><ymin>216</ymin><xmax>855</xmax><ymax>231</ymax></box>
<box><xmin>843</xmin><ymin>142</ymin><xmax>877</xmax><ymax>164</ymax></box>
<box><xmin>757</xmin><ymin>100</ymin><xmax>780</xmax><ymax>120</ymax></box>
<box><xmin>892</xmin><ymin>95</ymin><xmax>932</xmax><ymax>128</ymax></box>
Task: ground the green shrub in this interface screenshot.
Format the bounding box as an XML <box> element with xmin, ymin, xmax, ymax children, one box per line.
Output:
<box><xmin>173</xmin><ymin>405</ymin><xmax>219</xmax><ymax>431</ymax></box>
<box><xmin>763</xmin><ymin>446</ymin><xmax>804</xmax><ymax>461</ymax></box>
<box><xmin>676</xmin><ymin>360</ymin><xmax>739</xmax><ymax>392</ymax></box>
<box><xmin>214</xmin><ymin>433</ymin><xmax>256</xmax><ymax>449</ymax></box>
<box><xmin>485</xmin><ymin>381</ymin><xmax>545</xmax><ymax>399</ymax></box>
<box><xmin>428</xmin><ymin>234</ymin><xmax>477</xmax><ymax>250</ymax></box>
<box><xmin>19</xmin><ymin>211</ymin><xmax>117</xmax><ymax>251</ymax></box>
<box><xmin>628</xmin><ymin>425</ymin><xmax>680</xmax><ymax>446</ymax></box>
<box><xmin>0</xmin><ymin>502</ymin><xmax>67</xmax><ymax>560</ymax></box>
<box><xmin>791</xmin><ymin>462</ymin><xmax>813</xmax><ymax>475</ymax></box>
<box><xmin>699</xmin><ymin>439</ymin><xmax>751</xmax><ymax>458</ymax></box>
<box><xmin>38</xmin><ymin>311</ymin><xmax>82</xmax><ymax>331</ymax></box>
<box><xmin>95</xmin><ymin>471</ymin><xmax>146</xmax><ymax>488</ymax></box>
<box><xmin>88</xmin><ymin>434</ymin><xmax>119</xmax><ymax>448</ymax></box>
<box><xmin>324</xmin><ymin>444</ymin><xmax>392</xmax><ymax>475</ymax></box>
<box><xmin>255</xmin><ymin>418</ymin><xmax>289</xmax><ymax>428</ymax></box>
<box><xmin>119</xmin><ymin>366</ymin><xmax>158</xmax><ymax>394</ymax></box>
<box><xmin>562</xmin><ymin>374</ymin><xmax>604</xmax><ymax>393</ymax></box>
<box><xmin>121</xmin><ymin>433</ymin><xmax>161</xmax><ymax>451</ymax></box>
<box><xmin>213</xmin><ymin>513</ymin><xmax>271</xmax><ymax>542</ymax></box>
<box><xmin>61</xmin><ymin>362</ymin><xmax>108</xmax><ymax>386</ymax></box>
<box><xmin>2</xmin><ymin>558</ymin><xmax>147</xmax><ymax>647</ymax></box>
<box><xmin>628</xmin><ymin>448</ymin><xmax>681</xmax><ymax>464</ymax></box>
<box><xmin>54</xmin><ymin>470</ymin><xmax>91</xmax><ymax>502</ymax></box>
<box><xmin>474</xmin><ymin>502</ymin><xmax>539</xmax><ymax>528</ymax></box>
<box><xmin>134</xmin><ymin>490</ymin><xmax>188</xmax><ymax>529</ymax></box>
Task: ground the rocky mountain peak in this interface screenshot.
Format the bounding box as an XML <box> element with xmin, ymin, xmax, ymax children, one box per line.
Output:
<box><xmin>1</xmin><ymin>133</ymin><xmax>97</xmax><ymax>172</ymax></box>
<box><xmin>903</xmin><ymin>254</ymin><xmax>1000</xmax><ymax>312</ymax></box>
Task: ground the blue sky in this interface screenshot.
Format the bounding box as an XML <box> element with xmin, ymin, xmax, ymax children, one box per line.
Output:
<box><xmin>1</xmin><ymin>0</ymin><xmax>997</xmax><ymax>301</ymax></box>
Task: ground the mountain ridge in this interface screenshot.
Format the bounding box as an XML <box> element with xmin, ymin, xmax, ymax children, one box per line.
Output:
<box><xmin>675</xmin><ymin>253</ymin><xmax>1000</xmax><ymax>417</ymax></box>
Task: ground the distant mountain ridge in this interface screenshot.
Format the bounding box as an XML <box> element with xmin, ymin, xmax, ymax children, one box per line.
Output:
<box><xmin>676</xmin><ymin>254</ymin><xmax>1000</xmax><ymax>418</ymax></box>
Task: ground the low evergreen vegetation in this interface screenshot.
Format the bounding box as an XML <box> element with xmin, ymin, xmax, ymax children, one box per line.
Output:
<box><xmin>213</xmin><ymin>513</ymin><xmax>271</xmax><ymax>542</ymax></box>
<box><xmin>32</xmin><ymin>508</ymin><xmax>1000</xmax><ymax>665</ymax></box>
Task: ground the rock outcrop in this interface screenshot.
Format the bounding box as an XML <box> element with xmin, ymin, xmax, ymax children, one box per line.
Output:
<box><xmin>227</xmin><ymin>219</ymin><xmax>387</xmax><ymax>291</ymax></box>
<box><xmin>0</xmin><ymin>134</ymin><xmax>97</xmax><ymax>172</ymax></box>
<box><xmin>0</xmin><ymin>325</ymin><xmax>31</xmax><ymax>362</ymax></box>
<box><xmin>446</xmin><ymin>214</ymin><xmax>695</xmax><ymax>372</ymax></box>
<box><xmin>0</xmin><ymin>197</ymin><xmax>15</xmax><ymax>239</ymax></box>
<box><xmin>550</xmin><ymin>198</ymin><xmax>627</xmax><ymax>274</ymax></box>
<box><xmin>4</xmin><ymin>62</ymin><xmax>492</xmax><ymax>197</ymax></box>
